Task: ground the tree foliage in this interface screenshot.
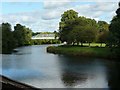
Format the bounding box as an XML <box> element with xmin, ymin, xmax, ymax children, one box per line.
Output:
<box><xmin>2</xmin><ymin>23</ymin><xmax>16</xmax><ymax>53</ymax></box>
<box><xmin>1</xmin><ymin>23</ymin><xmax>32</xmax><ymax>54</ymax></box>
<box><xmin>97</xmin><ymin>21</ymin><xmax>109</xmax><ymax>46</ymax></box>
<box><xmin>59</xmin><ymin>10</ymin><xmax>78</xmax><ymax>43</ymax></box>
<box><xmin>14</xmin><ymin>24</ymin><xmax>32</xmax><ymax>46</ymax></box>
<box><xmin>108</xmin><ymin>2</ymin><xmax>120</xmax><ymax>58</ymax></box>
<box><xmin>109</xmin><ymin>2</ymin><xmax>120</xmax><ymax>47</ymax></box>
<box><xmin>59</xmin><ymin>10</ymin><xmax>99</xmax><ymax>45</ymax></box>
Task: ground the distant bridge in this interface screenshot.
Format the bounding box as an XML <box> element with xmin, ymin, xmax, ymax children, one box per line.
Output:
<box><xmin>32</xmin><ymin>33</ymin><xmax>59</xmax><ymax>40</ymax></box>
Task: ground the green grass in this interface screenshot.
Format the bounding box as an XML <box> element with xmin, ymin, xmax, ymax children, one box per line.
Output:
<box><xmin>47</xmin><ymin>45</ymin><xmax>117</xmax><ymax>59</ymax></box>
<box><xmin>83</xmin><ymin>43</ymin><xmax>106</xmax><ymax>47</ymax></box>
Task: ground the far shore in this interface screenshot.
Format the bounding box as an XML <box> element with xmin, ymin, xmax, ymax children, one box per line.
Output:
<box><xmin>46</xmin><ymin>45</ymin><xmax>119</xmax><ymax>60</ymax></box>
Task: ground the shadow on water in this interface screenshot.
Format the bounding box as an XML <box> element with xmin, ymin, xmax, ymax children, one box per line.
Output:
<box><xmin>108</xmin><ymin>62</ymin><xmax>120</xmax><ymax>89</ymax></box>
<box><xmin>61</xmin><ymin>72</ymin><xmax>87</xmax><ymax>87</ymax></box>
<box><xmin>57</xmin><ymin>55</ymin><xmax>120</xmax><ymax>88</ymax></box>
<box><xmin>58</xmin><ymin>57</ymin><xmax>90</xmax><ymax>87</ymax></box>
<box><xmin>57</xmin><ymin>56</ymin><xmax>108</xmax><ymax>88</ymax></box>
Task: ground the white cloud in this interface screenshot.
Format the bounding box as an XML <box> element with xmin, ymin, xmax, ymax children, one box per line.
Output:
<box><xmin>43</xmin><ymin>0</ymin><xmax>72</xmax><ymax>9</ymax></box>
<box><xmin>1</xmin><ymin>1</ymin><xmax>119</xmax><ymax>32</ymax></box>
<box><xmin>1</xmin><ymin>11</ymin><xmax>59</xmax><ymax>32</ymax></box>
<box><xmin>41</xmin><ymin>10</ymin><xmax>60</xmax><ymax>20</ymax></box>
<box><xmin>42</xmin><ymin>0</ymin><xmax>72</xmax><ymax>20</ymax></box>
<box><xmin>69</xmin><ymin>2</ymin><xmax>118</xmax><ymax>22</ymax></box>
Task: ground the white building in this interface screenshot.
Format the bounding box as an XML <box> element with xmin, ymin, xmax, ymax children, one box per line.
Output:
<box><xmin>32</xmin><ymin>33</ymin><xmax>59</xmax><ymax>40</ymax></box>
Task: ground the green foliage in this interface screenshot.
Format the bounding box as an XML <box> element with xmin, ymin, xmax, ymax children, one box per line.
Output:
<box><xmin>1</xmin><ymin>23</ymin><xmax>16</xmax><ymax>53</ymax></box>
<box><xmin>59</xmin><ymin>10</ymin><xmax>98</xmax><ymax>45</ymax></box>
<box><xmin>47</xmin><ymin>45</ymin><xmax>117</xmax><ymax>59</ymax></box>
<box><xmin>109</xmin><ymin>17</ymin><xmax>120</xmax><ymax>47</ymax></box>
<box><xmin>98</xmin><ymin>21</ymin><xmax>109</xmax><ymax>32</ymax></box>
<box><xmin>59</xmin><ymin>9</ymin><xmax>78</xmax><ymax>43</ymax></box>
<box><xmin>97</xmin><ymin>21</ymin><xmax>109</xmax><ymax>46</ymax></box>
<box><xmin>1</xmin><ymin>23</ymin><xmax>32</xmax><ymax>54</ymax></box>
<box><xmin>32</xmin><ymin>39</ymin><xmax>61</xmax><ymax>45</ymax></box>
<box><xmin>108</xmin><ymin>2</ymin><xmax>120</xmax><ymax>58</ymax></box>
<box><xmin>61</xmin><ymin>9</ymin><xmax>78</xmax><ymax>22</ymax></box>
<box><xmin>32</xmin><ymin>32</ymin><xmax>40</xmax><ymax>36</ymax></box>
<box><xmin>14</xmin><ymin>24</ymin><xmax>32</xmax><ymax>46</ymax></box>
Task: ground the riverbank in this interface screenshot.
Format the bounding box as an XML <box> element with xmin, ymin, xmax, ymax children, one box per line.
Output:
<box><xmin>47</xmin><ymin>45</ymin><xmax>118</xmax><ymax>59</ymax></box>
<box><xmin>0</xmin><ymin>75</ymin><xmax>41</xmax><ymax>90</ymax></box>
<box><xmin>2</xmin><ymin>40</ymin><xmax>61</xmax><ymax>54</ymax></box>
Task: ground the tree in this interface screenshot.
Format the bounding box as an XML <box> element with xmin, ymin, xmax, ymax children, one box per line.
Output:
<box><xmin>98</xmin><ymin>31</ymin><xmax>109</xmax><ymax>47</ymax></box>
<box><xmin>70</xmin><ymin>17</ymin><xmax>98</xmax><ymax>46</ymax></box>
<box><xmin>108</xmin><ymin>2</ymin><xmax>120</xmax><ymax>58</ymax></box>
<box><xmin>59</xmin><ymin>10</ymin><xmax>78</xmax><ymax>44</ymax></box>
<box><xmin>98</xmin><ymin>21</ymin><xmax>109</xmax><ymax>31</ymax></box>
<box><xmin>14</xmin><ymin>24</ymin><xmax>32</xmax><ymax>46</ymax></box>
<box><xmin>97</xmin><ymin>21</ymin><xmax>109</xmax><ymax>46</ymax></box>
<box><xmin>23</xmin><ymin>28</ymin><xmax>32</xmax><ymax>45</ymax></box>
<box><xmin>54</xmin><ymin>31</ymin><xmax>59</xmax><ymax>39</ymax></box>
<box><xmin>109</xmin><ymin>2</ymin><xmax>120</xmax><ymax>47</ymax></box>
<box><xmin>84</xmin><ymin>18</ymin><xmax>98</xmax><ymax>46</ymax></box>
<box><xmin>1</xmin><ymin>23</ymin><xmax>16</xmax><ymax>53</ymax></box>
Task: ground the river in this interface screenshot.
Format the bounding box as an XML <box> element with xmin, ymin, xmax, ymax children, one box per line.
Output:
<box><xmin>1</xmin><ymin>45</ymin><xmax>120</xmax><ymax>88</ymax></box>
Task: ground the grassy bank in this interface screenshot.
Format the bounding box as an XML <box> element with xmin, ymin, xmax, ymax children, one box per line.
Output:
<box><xmin>47</xmin><ymin>45</ymin><xmax>118</xmax><ymax>59</ymax></box>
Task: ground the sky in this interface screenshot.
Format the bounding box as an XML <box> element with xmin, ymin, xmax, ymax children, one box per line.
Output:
<box><xmin>0</xmin><ymin>0</ymin><xmax>119</xmax><ymax>32</ymax></box>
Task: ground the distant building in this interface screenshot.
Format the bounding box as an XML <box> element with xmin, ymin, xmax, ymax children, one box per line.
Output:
<box><xmin>32</xmin><ymin>33</ymin><xmax>59</xmax><ymax>39</ymax></box>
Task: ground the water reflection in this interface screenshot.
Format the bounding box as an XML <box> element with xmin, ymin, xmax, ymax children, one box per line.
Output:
<box><xmin>1</xmin><ymin>45</ymin><xmax>120</xmax><ymax>88</ymax></box>
<box><xmin>108</xmin><ymin>62</ymin><xmax>120</xmax><ymax>89</ymax></box>
<box><xmin>62</xmin><ymin>72</ymin><xmax>87</xmax><ymax>87</ymax></box>
<box><xmin>58</xmin><ymin>56</ymin><xmax>108</xmax><ymax>88</ymax></box>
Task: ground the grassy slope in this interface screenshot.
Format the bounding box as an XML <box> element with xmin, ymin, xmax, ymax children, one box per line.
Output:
<box><xmin>47</xmin><ymin>44</ymin><xmax>116</xmax><ymax>59</ymax></box>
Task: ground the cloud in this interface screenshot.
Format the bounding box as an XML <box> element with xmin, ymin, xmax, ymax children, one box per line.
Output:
<box><xmin>1</xmin><ymin>1</ymin><xmax>118</xmax><ymax>32</ymax></box>
<box><xmin>1</xmin><ymin>11</ymin><xmax>59</xmax><ymax>32</ymax></box>
<box><xmin>69</xmin><ymin>2</ymin><xmax>118</xmax><ymax>22</ymax></box>
<box><xmin>41</xmin><ymin>0</ymin><xmax>72</xmax><ymax>20</ymax></box>
<box><xmin>43</xmin><ymin>0</ymin><xmax>72</xmax><ymax>9</ymax></box>
<box><xmin>41</xmin><ymin>9</ymin><xmax>60</xmax><ymax>20</ymax></box>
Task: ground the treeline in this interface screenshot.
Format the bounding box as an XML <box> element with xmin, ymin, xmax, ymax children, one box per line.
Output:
<box><xmin>1</xmin><ymin>23</ymin><xmax>60</xmax><ymax>54</ymax></box>
<box><xmin>32</xmin><ymin>39</ymin><xmax>60</xmax><ymax>45</ymax></box>
<box><xmin>1</xmin><ymin>23</ymin><xmax>32</xmax><ymax>54</ymax></box>
<box><xmin>59</xmin><ymin>10</ymin><xmax>109</xmax><ymax>46</ymax></box>
<box><xmin>59</xmin><ymin>2</ymin><xmax>120</xmax><ymax>57</ymax></box>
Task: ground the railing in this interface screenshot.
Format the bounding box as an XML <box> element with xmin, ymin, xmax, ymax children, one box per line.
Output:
<box><xmin>0</xmin><ymin>75</ymin><xmax>41</xmax><ymax>90</ymax></box>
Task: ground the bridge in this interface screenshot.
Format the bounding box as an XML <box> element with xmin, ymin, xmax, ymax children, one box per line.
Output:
<box><xmin>32</xmin><ymin>33</ymin><xmax>59</xmax><ymax>40</ymax></box>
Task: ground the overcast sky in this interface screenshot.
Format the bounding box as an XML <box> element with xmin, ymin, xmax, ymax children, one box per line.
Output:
<box><xmin>1</xmin><ymin>0</ymin><xmax>119</xmax><ymax>32</ymax></box>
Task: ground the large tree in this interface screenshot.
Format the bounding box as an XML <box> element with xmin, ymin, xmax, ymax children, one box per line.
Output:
<box><xmin>108</xmin><ymin>2</ymin><xmax>120</xmax><ymax>58</ymax></box>
<box><xmin>68</xmin><ymin>16</ymin><xmax>98</xmax><ymax>46</ymax></box>
<box><xmin>59</xmin><ymin>10</ymin><xmax>78</xmax><ymax>44</ymax></box>
<box><xmin>109</xmin><ymin>2</ymin><xmax>120</xmax><ymax>47</ymax></box>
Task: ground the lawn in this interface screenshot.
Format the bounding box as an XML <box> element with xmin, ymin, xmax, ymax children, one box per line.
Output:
<box><xmin>83</xmin><ymin>43</ymin><xmax>106</xmax><ymax>47</ymax></box>
<box><xmin>46</xmin><ymin>44</ymin><xmax>116</xmax><ymax>59</ymax></box>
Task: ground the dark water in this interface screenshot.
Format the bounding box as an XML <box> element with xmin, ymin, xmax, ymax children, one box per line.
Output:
<box><xmin>1</xmin><ymin>45</ymin><xmax>120</xmax><ymax>88</ymax></box>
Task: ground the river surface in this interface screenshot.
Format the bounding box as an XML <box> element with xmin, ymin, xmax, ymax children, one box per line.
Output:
<box><xmin>1</xmin><ymin>45</ymin><xmax>120</xmax><ymax>88</ymax></box>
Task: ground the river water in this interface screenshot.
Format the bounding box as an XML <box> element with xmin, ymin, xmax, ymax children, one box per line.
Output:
<box><xmin>1</xmin><ymin>45</ymin><xmax>120</xmax><ymax>88</ymax></box>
